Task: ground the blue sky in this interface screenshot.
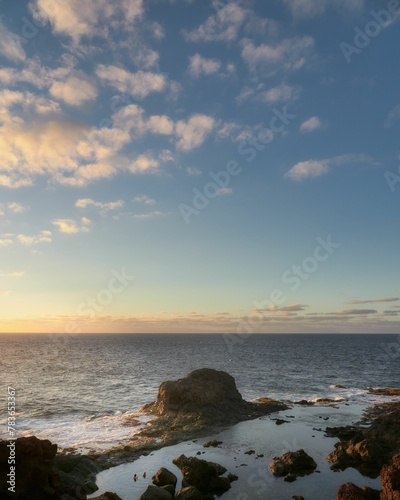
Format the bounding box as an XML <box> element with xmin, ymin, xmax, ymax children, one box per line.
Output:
<box><xmin>0</xmin><ymin>0</ymin><xmax>399</xmax><ymax>333</ymax></box>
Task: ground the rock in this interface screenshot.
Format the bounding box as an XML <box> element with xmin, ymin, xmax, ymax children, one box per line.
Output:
<box><xmin>175</xmin><ymin>486</ymin><xmax>203</xmax><ymax>499</ymax></box>
<box><xmin>0</xmin><ymin>436</ymin><xmax>60</xmax><ymax>500</ymax></box>
<box><xmin>294</xmin><ymin>400</ymin><xmax>314</xmax><ymax>406</ymax></box>
<box><xmin>336</xmin><ymin>482</ymin><xmax>380</xmax><ymax>499</ymax></box>
<box><xmin>368</xmin><ymin>388</ymin><xmax>400</xmax><ymax>397</ymax></box>
<box><xmin>244</xmin><ymin>449</ymin><xmax>255</xmax><ymax>455</ymax></box>
<box><xmin>380</xmin><ymin>453</ymin><xmax>400</xmax><ymax>499</ymax></box>
<box><xmin>203</xmin><ymin>440</ymin><xmax>222</xmax><ymax>448</ymax></box>
<box><xmin>274</xmin><ymin>419</ymin><xmax>290</xmax><ymax>425</ymax></box>
<box><xmin>152</xmin><ymin>467</ymin><xmax>178</xmax><ymax>487</ymax></box>
<box><xmin>142</xmin><ymin>368</ymin><xmax>287</xmax><ymax>427</ymax></box>
<box><xmin>327</xmin><ymin>403</ymin><xmax>400</xmax><ymax>477</ymax></box>
<box><xmin>269</xmin><ymin>449</ymin><xmax>317</xmax><ymax>479</ymax></box>
<box><xmin>227</xmin><ymin>473</ymin><xmax>238</xmax><ymax>482</ymax></box>
<box><xmin>172</xmin><ymin>454</ymin><xmax>230</xmax><ymax>495</ymax></box>
<box><xmin>91</xmin><ymin>493</ymin><xmax>123</xmax><ymax>500</ymax></box>
<box><xmin>292</xmin><ymin>497</ymin><xmax>305</xmax><ymax>500</ymax></box>
<box><xmin>160</xmin><ymin>484</ymin><xmax>176</xmax><ymax>496</ymax></box>
<box><xmin>140</xmin><ymin>484</ymin><xmax>173</xmax><ymax>499</ymax></box>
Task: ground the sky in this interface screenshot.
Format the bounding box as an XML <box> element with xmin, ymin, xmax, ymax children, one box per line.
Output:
<box><xmin>0</xmin><ymin>0</ymin><xmax>399</xmax><ymax>334</ymax></box>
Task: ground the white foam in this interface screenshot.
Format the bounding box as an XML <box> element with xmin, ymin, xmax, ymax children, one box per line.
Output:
<box><xmin>3</xmin><ymin>411</ymin><xmax>153</xmax><ymax>453</ymax></box>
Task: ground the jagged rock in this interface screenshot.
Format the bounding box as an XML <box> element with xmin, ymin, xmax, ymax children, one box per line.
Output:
<box><xmin>152</xmin><ymin>467</ymin><xmax>177</xmax><ymax>487</ymax></box>
<box><xmin>172</xmin><ymin>454</ymin><xmax>230</xmax><ymax>495</ymax></box>
<box><xmin>336</xmin><ymin>482</ymin><xmax>380</xmax><ymax>499</ymax></box>
<box><xmin>0</xmin><ymin>436</ymin><xmax>60</xmax><ymax>500</ymax></box>
<box><xmin>140</xmin><ymin>484</ymin><xmax>173</xmax><ymax>499</ymax></box>
<box><xmin>327</xmin><ymin>403</ymin><xmax>400</xmax><ymax>477</ymax></box>
<box><xmin>175</xmin><ymin>486</ymin><xmax>204</xmax><ymax>499</ymax></box>
<box><xmin>269</xmin><ymin>449</ymin><xmax>317</xmax><ymax>479</ymax></box>
<box><xmin>380</xmin><ymin>453</ymin><xmax>400</xmax><ymax>499</ymax></box>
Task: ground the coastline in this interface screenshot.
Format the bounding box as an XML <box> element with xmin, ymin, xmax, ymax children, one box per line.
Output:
<box><xmin>1</xmin><ymin>368</ymin><xmax>400</xmax><ymax>499</ymax></box>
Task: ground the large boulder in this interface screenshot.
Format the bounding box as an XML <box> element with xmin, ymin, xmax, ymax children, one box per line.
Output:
<box><xmin>174</xmin><ymin>486</ymin><xmax>203</xmax><ymax>499</ymax></box>
<box><xmin>152</xmin><ymin>467</ymin><xmax>177</xmax><ymax>487</ymax></box>
<box><xmin>153</xmin><ymin>368</ymin><xmax>243</xmax><ymax>415</ymax></box>
<box><xmin>142</xmin><ymin>368</ymin><xmax>286</xmax><ymax>427</ymax></box>
<box><xmin>172</xmin><ymin>454</ymin><xmax>230</xmax><ymax>495</ymax></box>
<box><xmin>0</xmin><ymin>436</ymin><xmax>60</xmax><ymax>500</ymax></box>
<box><xmin>336</xmin><ymin>482</ymin><xmax>380</xmax><ymax>499</ymax></box>
<box><xmin>380</xmin><ymin>454</ymin><xmax>400</xmax><ymax>499</ymax></box>
<box><xmin>269</xmin><ymin>449</ymin><xmax>317</xmax><ymax>480</ymax></box>
<box><xmin>140</xmin><ymin>484</ymin><xmax>173</xmax><ymax>499</ymax></box>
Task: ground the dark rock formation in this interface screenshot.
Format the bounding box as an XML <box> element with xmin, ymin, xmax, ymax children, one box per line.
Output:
<box><xmin>172</xmin><ymin>454</ymin><xmax>231</xmax><ymax>496</ymax></box>
<box><xmin>152</xmin><ymin>467</ymin><xmax>178</xmax><ymax>488</ymax></box>
<box><xmin>327</xmin><ymin>403</ymin><xmax>400</xmax><ymax>477</ymax></box>
<box><xmin>380</xmin><ymin>453</ymin><xmax>400</xmax><ymax>499</ymax></box>
<box><xmin>142</xmin><ymin>368</ymin><xmax>287</xmax><ymax>428</ymax></box>
<box><xmin>203</xmin><ymin>440</ymin><xmax>222</xmax><ymax>448</ymax></box>
<box><xmin>140</xmin><ymin>484</ymin><xmax>173</xmax><ymax>499</ymax></box>
<box><xmin>174</xmin><ymin>486</ymin><xmax>203</xmax><ymax>499</ymax></box>
<box><xmin>269</xmin><ymin>449</ymin><xmax>317</xmax><ymax>480</ymax></box>
<box><xmin>368</xmin><ymin>388</ymin><xmax>400</xmax><ymax>397</ymax></box>
<box><xmin>0</xmin><ymin>436</ymin><xmax>60</xmax><ymax>500</ymax></box>
<box><xmin>336</xmin><ymin>482</ymin><xmax>380</xmax><ymax>499</ymax></box>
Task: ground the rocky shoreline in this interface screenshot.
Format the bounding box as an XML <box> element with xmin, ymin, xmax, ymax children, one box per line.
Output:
<box><xmin>1</xmin><ymin>369</ymin><xmax>399</xmax><ymax>499</ymax></box>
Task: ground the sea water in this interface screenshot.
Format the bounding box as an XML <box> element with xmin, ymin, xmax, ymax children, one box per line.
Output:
<box><xmin>0</xmin><ymin>333</ymin><xmax>399</xmax><ymax>452</ymax></box>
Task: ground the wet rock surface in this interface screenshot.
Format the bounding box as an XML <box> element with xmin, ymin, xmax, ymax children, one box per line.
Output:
<box><xmin>380</xmin><ymin>453</ymin><xmax>400</xmax><ymax>499</ymax></box>
<box><xmin>327</xmin><ymin>403</ymin><xmax>400</xmax><ymax>477</ymax></box>
<box><xmin>269</xmin><ymin>449</ymin><xmax>317</xmax><ymax>480</ymax></box>
<box><xmin>336</xmin><ymin>482</ymin><xmax>380</xmax><ymax>499</ymax></box>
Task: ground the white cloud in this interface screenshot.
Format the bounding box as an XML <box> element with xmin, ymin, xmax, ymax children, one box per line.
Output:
<box><xmin>129</xmin><ymin>153</ymin><xmax>160</xmax><ymax>173</ymax></box>
<box><xmin>183</xmin><ymin>3</ymin><xmax>248</xmax><ymax>42</ymax></box>
<box><xmin>285</xmin><ymin>159</ymin><xmax>330</xmax><ymax>181</ymax></box>
<box><xmin>286</xmin><ymin>154</ymin><xmax>375</xmax><ymax>181</ymax></box>
<box><xmin>50</xmin><ymin>77</ymin><xmax>98</xmax><ymax>106</ymax></box>
<box><xmin>0</xmin><ymin>238</ymin><xmax>13</xmax><ymax>247</ymax></box>
<box><xmin>132</xmin><ymin>211</ymin><xmax>168</xmax><ymax>219</ymax></box>
<box><xmin>7</xmin><ymin>202</ymin><xmax>29</xmax><ymax>214</ymax></box>
<box><xmin>281</xmin><ymin>0</ymin><xmax>364</xmax><ymax>19</ymax></box>
<box><xmin>384</xmin><ymin>104</ymin><xmax>400</xmax><ymax>128</ymax></box>
<box><xmin>186</xmin><ymin>167</ymin><xmax>202</xmax><ymax>176</ymax></box>
<box><xmin>17</xmin><ymin>230</ymin><xmax>52</xmax><ymax>245</ymax></box>
<box><xmin>52</xmin><ymin>218</ymin><xmax>91</xmax><ymax>234</ymax></box>
<box><xmin>300</xmin><ymin>116</ymin><xmax>322</xmax><ymax>133</ymax></box>
<box><xmin>75</xmin><ymin>199</ymin><xmax>125</xmax><ymax>212</ymax></box>
<box><xmin>0</xmin><ymin>20</ymin><xmax>26</xmax><ymax>62</ymax></box>
<box><xmin>261</xmin><ymin>83</ymin><xmax>301</xmax><ymax>104</ymax></box>
<box><xmin>133</xmin><ymin>195</ymin><xmax>156</xmax><ymax>206</ymax></box>
<box><xmin>30</xmin><ymin>0</ymin><xmax>144</xmax><ymax>44</ymax></box>
<box><xmin>241</xmin><ymin>37</ymin><xmax>315</xmax><ymax>74</ymax></box>
<box><xmin>96</xmin><ymin>65</ymin><xmax>166</xmax><ymax>98</ymax></box>
<box><xmin>175</xmin><ymin>114</ymin><xmax>216</xmax><ymax>151</ymax></box>
<box><xmin>188</xmin><ymin>54</ymin><xmax>221</xmax><ymax>78</ymax></box>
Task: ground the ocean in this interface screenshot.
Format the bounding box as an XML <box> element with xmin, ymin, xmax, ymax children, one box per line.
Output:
<box><xmin>0</xmin><ymin>333</ymin><xmax>399</xmax><ymax>453</ymax></box>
